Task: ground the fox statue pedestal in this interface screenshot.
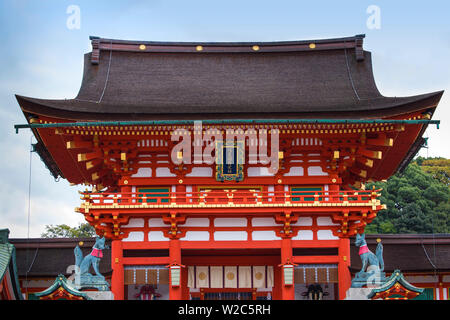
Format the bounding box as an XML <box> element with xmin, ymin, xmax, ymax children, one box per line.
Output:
<box><xmin>351</xmin><ymin>266</ymin><xmax>386</xmax><ymax>288</ymax></box>
<box><xmin>85</xmin><ymin>291</ymin><xmax>114</xmax><ymax>300</ymax></box>
<box><xmin>345</xmin><ymin>287</ymin><xmax>382</xmax><ymax>300</ymax></box>
<box><xmin>74</xmin><ymin>274</ymin><xmax>110</xmax><ymax>292</ymax></box>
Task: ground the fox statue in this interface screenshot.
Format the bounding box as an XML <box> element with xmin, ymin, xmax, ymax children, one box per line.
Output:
<box><xmin>74</xmin><ymin>236</ymin><xmax>109</xmax><ymax>283</ymax></box>
<box><xmin>351</xmin><ymin>233</ymin><xmax>385</xmax><ymax>288</ymax></box>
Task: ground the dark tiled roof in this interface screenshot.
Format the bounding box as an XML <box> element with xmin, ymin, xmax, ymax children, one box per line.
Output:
<box><xmin>16</xmin><ymin>35</ymin><xmax>443</xmax><ymax>121</ymax></box>
<box><xmin>350</xmin><ymin>234</ymin><xmax>450</xmax><ymax>273</ymax></box>
<box><xmin>11</xmin><ymin>238</ymin><xmax>112</xmax><ymax>277</ymax></box>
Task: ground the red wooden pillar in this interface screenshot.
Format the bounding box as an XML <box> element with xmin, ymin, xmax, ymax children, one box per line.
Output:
<box><xmin>169</xmin><ymin>239</ymin><xmax>182</xmax><ymax>300</ymax></box>
<box><xmin>275</xmin><ymin>184</ymin><xmax>284</xmax><ymax>202</ymax></box>
<box><xmin>176</xmin><ymin>185</ymin><xmax>186</xmax><ymax>204</ymax></box>
<box><xmin>328</xmin><ymin>178</ymin><xmax>339</xmax><ymax>202</ymax></box>
<box><xmin>280</xmin><ymin>238</ymin><xmax>295</xmax><ymax>300</ymax></box>
<box><xmin>272</xmin><ymin>265</ymin><xmax>282</xmax><ymax>300</ymax></box>
<box><xmin>181</xmin><ymin>265</ymin><xmax>190</xmax><ymax>299</ymax></box>
<box><xmin>338</xmin><ymin>237</ymin><xmax>351</xmax><ymax>300</ymax></box>
<box><xmin>121</xmin><ymin>183</ymin><xmax>132</xmax><ymax>201</ymax></box>
<box><xmin>111</xmin><ymin>240</ymin><xmax>124</xmax><ymax>300</ymax></box>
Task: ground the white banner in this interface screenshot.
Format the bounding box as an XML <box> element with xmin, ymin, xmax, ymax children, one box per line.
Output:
<box><xmin>196</xmin><ymin>266</ymin><xmax>209</xmax><ymax>288</ymax></box>
<box><xmin>187</xmin><ymin>265</ymin><xmax>274</xmax><ymax>289</ymax></box>
<box><xmin>224</xmin><ymin>266</ymin><xmax>237</xmax><ymax>288</ymax></box>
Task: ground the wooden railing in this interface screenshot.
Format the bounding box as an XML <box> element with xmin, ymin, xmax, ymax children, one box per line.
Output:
<box><xmin>80</xmin><ymin>189</ymin><xmax>380</xmax><ymax>207</ymax></box>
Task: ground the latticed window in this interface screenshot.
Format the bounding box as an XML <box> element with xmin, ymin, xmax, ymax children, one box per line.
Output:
<box><xmin>291</xmin><ymin>186</ymin><xmax>323</xmax><ymax>202</ymax></box>
<box><xmin>137</xmin><ymin>188</ymin><xmax>170</xmax><ymax>203</ymax></box>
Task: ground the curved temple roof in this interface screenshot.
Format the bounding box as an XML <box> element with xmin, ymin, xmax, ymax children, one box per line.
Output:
<box><xmin>16</xmin><ymin>34</ymin><xmax>443</xmax><ymax>121</ymax></box>
<box><xmin>14</xmin><ymin>35</ymin><xmax>444</xmax><ymax>183</ymax></box>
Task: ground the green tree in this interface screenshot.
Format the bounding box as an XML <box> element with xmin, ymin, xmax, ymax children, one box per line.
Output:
<box><xmin>41</xmin><ymin>223</ymin><xmax>96</xmax><ymax>238</ymax></box>
<box><xmin>366</xmin><ymin>161</ymin><xmax>450</xmax><ymax>234</ymax></box>
<box><xmin>415</xmin><ymin>157</ymin><xmax>450</xmax><ymax>186</ymax></box>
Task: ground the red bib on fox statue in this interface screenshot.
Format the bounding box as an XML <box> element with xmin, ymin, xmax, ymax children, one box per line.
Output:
<box><xmin>91</xmin><ymin>248</ymin><xmax>103</xmax><ymax>258</ymax></box>
<box><xmin>358</xmin><ymin>245</ymin><xmax>369</xmax><ymax>255</ymax></box>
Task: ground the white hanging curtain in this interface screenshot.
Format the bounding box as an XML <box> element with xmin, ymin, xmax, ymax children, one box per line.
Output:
<box><xmin>210</xmin><ymin>266</ymin><xmax>223</xmax><ymax>288</ymax></box>
<box><xmin>238</xmin><ymin>266</ymin><xmax>252</xmax><ymax>288</ymax></box>
<box><xmin>187</xmin><ymin>265</ymin><xmax>274</xmax><ymax>289</ymax></box>
<box><xmin>224</xmin><ymin>266</ymin><xmax>237</xmax><ymax>288</ymax></box>
<box><xmin>253</xmin><ymin>266</ymin><xmax>266</xmax><ymax>288</ymax></box>
<box><xmin>196</xmin><ymin>266</ymin><xmax>209</xmax><ymax>288</ymax></box>
<box><xmin>266</xmin><ymin>266</ymin><xmax>274</xmax><ymax>287</ymax></box>
<box><xmin>187</xmin><ymin>266</ymin><xmax>195</xmax><ymax>288</ymax></box>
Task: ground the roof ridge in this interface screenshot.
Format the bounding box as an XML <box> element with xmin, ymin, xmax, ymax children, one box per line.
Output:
<box><xmin>88</xmin><ymin>34</ymin><xmax>365</xmax><ymax>46</ymax></box>
<box><xmin>88</xmin><ymin>34</ymin><xmax>366</xmax><ymax>65</ymax></box>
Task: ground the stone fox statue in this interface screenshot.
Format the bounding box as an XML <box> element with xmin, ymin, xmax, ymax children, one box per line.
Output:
<box><xmin>74</xmin><ymin>236</ymin><xmax>109</xmax><ymax>279</ymax></box>
<box><xmin>355</xmin><ymin>233</ymin><xmax>384</xmax><ymax>277</ymax></box>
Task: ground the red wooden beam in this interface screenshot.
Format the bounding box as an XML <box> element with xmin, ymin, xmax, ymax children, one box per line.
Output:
<box><xmin>122</xmin><ymin>257</ymin><xmax>170</xmax><ymax>265</ymax></box>
<box><xmin>292</xmin><ymin>255</ymin><xmax>339</xmax><ymax>264</ymax></box>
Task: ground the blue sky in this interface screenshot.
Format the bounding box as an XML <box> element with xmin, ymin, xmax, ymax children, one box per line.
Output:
<box><xmin>0</xmin><ymin>0</ymin><xmax>449</xmax><ymax>237</ymax></box>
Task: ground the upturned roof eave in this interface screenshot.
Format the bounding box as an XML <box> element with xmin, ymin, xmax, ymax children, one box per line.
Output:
<box><xmin>15</xmin><ymin>90</ymin><xmax>443</xmax><ymax>122</ymax></box>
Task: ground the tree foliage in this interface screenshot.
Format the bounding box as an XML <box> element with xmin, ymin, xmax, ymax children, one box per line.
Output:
<box><xmin>365</xmin><ymin>159</ymin><xmax>450</xmax><ymax>234</ymax></box>
<box><xmin>41</xmin><ymin>222</ymin><xmax>96</xmax><ymax>238</ymax></box>
<box><xmin>415</xmin><ymin>156</ymin><xmax>450</xmax><ymax>186</ymax></box>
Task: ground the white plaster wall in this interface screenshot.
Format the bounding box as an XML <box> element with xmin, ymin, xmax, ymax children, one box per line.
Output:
<box><xmin>214</xmin><ymin>218</ymin><xmax>247</xmax><ymax>227</ymax></box>
<box><xmin>307</xmin><ymin>166</ymin><xmax>328</xmax><ymax>176</ymax></box>
<box><xmin>148</xmin><ymin>218</ymin><xmax>166</xmax><ymax>227</ymax></box>
<box><xmin>316</xmin><ymin>217</ymin><xmax>339</xmax><ymax>226</ymax></box>
<box><xmin>183</xmin><ymin>231</ymin><xmax>210</xmax><ymax>241</ymax></box>
<box><xmin>186</xmin><ymin>167</ymin><xmax>213</xmax><ymax>177</ymax></box>
<box><xmin>248</xmin><ymin>167</ymin><xmax>274</xmax><ymax>177</ymax></box>
<box><xmin>123</xmin><ymin>231</ymin><xmax>144</xmax><ymax>242</ymax></box>
<box><xmin>214</xmin><ymin>231</ymin><xmax>248</xmax><ymax>241</ymax></box>
<box><xmin>251</xmin><ymin>217</ymin><xmax>281</xmax><ymax>227</ymax></box>
<box><xmin>284</xmin><ymin>166</ymin><xmax>304</xmax><ymax>176</ymax></box>
<box><xmin>292</xmin><ymin>230</ymin><xmax>314</xmax><ymax>240</ymax></box>
<box><xmin>156</xmin><ymin>167</ymin><xmax>176</xmax><ymax>177</ymax></box>
<box><xmin>148</xmin><ymin>231</ymin><xmax>167</xmax><ymax>241</ymax></box>
<box><xmin>181</xmin><ymin>218</ymin><xmax>210</xmax><ymax>227</ymax></box>
<box><xmin>292</xmin><ymin>217</ymin><xmax>313</xmax><ymax>226</ymax></box>
<box><xmin>122</xmin><ymin>218</ymin><xmax>145</xmax><ymax>228</ymax></box>
<box><xmin>131</xmin><ymin>167</ymin><xmax>152</xmax><ymax>178</ymax></box>
<box><xmin>252</xmin><ymin>231</ymin><xmax>281</xmax><ymax>240</ymax></box>
<box><xmin>317</xmin><ymin>230</ymin><xmax>339</xmax><ymax>240</ymax></box>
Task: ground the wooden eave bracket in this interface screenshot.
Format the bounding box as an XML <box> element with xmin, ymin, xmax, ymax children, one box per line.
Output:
<box><xmin>162</xmin><ymin>212</ymin><xmax>187</xmax><ymax>239</ymax></box>
<box><xmin>274</xmin><ymin>211</ymin><xmax>298</xmax><ymax>238</ymax></box>
<box><xmin>354</xmin><ymin>34</ymin><xmax>365</xmax><ymax>61</ymax></box>
<box><xmin>90</xmin><ymin>36</ymin><xmax>100</xmax><ymax>65</ymax></box>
